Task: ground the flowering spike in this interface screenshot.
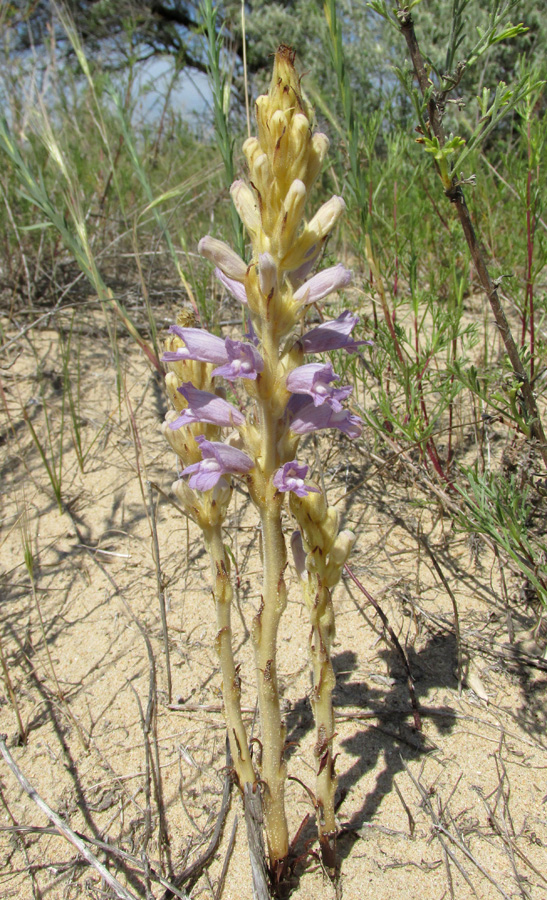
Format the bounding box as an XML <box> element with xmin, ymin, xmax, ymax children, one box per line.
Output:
<box><xmin>161</xmin><ymin>45</ymin><xmax>363</xmax><ymax>874</ymax></box>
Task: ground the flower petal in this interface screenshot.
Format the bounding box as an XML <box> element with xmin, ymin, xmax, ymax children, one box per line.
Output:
<box><xmin>169</xmin><ymin>383</ymin><xmax>245</xmax><ymax>429</ymax></box>
<box><xmin>215</xmin><ymin>268</ymin><xmax>248</xmax><ymax>305</ymax></box>
<box><xmin>162</xmin><ymin>326</ymin><xmax>228</xmax><ymax>364</ymax></box>
<box><xmin>289</xmin><ymin>401</ymin><xmax>362</xmax><ymax>438</ymax></box>
<box><xmin>286</xmin><ymin>362</ymin><xmax>352</xmax><ymax>410</ymax></box>
<box><xmin>272</xmin><ymin>461</ymin><xmax>320</xmax><ymax>497</ymax></box>
<box><xmin>181</xmin><ymin>435</ymin><xmax>254</xmax><ymax>490</ymax></box>
<box><xmin>212</xmin><ymin>339</ymin><xmax>264</xmax><ymax>381</ymax></box>
<box><xmin>299</xmin><ymin>310</ymin><xmax>370</xmax><ymax>354</ymax></box>
<box><xmin>196</xmin><ymin>435</ymin><xmax>254</xmax><ymax>474</ymax></box>
<box><xmin>293</xmin><ymin>264</ymin><xmax>352</xmax><ymax>307</ymax></box>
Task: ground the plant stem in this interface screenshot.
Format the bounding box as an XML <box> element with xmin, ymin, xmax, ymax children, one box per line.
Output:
<box><xmin>309</xmin><ymin>581</ymin><xmax>337</xmax><ymax>868</ymax></box>
<box><xmin>253</xmin><ymin>501</ymin><xmax>289</xmax><ymax>867</ymax></box>
<box><xmin>203</xmin><ymin>524</ymin><xmax>256</xmax><ymax>791</ymax></box>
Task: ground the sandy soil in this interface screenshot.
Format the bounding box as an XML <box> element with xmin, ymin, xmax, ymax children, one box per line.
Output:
<box><xmin>1</xmin><ymin>304</ymin><xmax>547</xmax><ymax>900</ymax></box>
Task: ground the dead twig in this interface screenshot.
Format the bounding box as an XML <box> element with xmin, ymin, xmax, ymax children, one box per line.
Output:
<box><xmin>243</xmin><ymin>783</ymin><xmax>272</xmax><ymax>900</ymax></box>
<box><xmin>0</xmin><ymin>734</ymin><xmax>139</xmax><ymax>900</ymax></box>
<box><xmin>215</xmin><ymin>816</ymin><xmax>238</xmax><ymax>900</ymax></box>
<box><xmin>161</xmin><ymin>741</ymin><xmax>233</xmax><ymax>900</ymax></box>
<box><xmin>402</xmin><ymin>758</ymin><xmax>513</xmax><ymax>900</ymax></box>
<box><xmin>0</xmin><ymin>824</ymin><xmax>190</xmax><ymax>898</ymax></box>
<box><xmin>344</xmin><ymin>564</ymin><xmax>422</xmax><ymax>730</ymax></box>
<box><xmin>147</xmin><ymin>480</ymin><xmax>172</xmax><ymax>703</ymax></box>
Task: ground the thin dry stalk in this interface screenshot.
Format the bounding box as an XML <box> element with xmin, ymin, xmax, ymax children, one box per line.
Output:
<box><xmin>215</xmin><ymin>815</ymin><xmax>237</xmax><ymax>900</ymax></box>
<box><xmin>402</xmin><ymin>759</ymin><xmax>512</xmax><ymax>900</ymax></box>
<box><xmin>344</xmin><ymin>564</ymin><xmax>422</xmax><ymax>730</ymax></box>
<box><xmin>0</xmin><ymin>824</ymin><xmax>190</xmax><ymax>897</ymax></box>
<box><xmin>26</xmin><ymin>562</ymin><xmax>89</xmax><ymax>751</ymax></box>
<box><xmin>160</xmin><ymin>742</ymin><xmax>233</xmax><ymax>900</ymax></box>
<box><xmin>147</xmin><ymin>480</ymin><xmax>173</xmax><ymax>703</ymax></box>
<box><xmin>0</xmin><ymin>734</ymin><xmax>139</xmax><ymax>900</ymax></box>
<box><xmin>243</xmin><ymin>784</ymin><xmax>272</xmax><ymax>900</ymax></box>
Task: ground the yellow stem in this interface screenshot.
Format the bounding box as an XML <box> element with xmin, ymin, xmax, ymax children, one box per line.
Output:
<box><xmin>203</xmin><ymin>525</ymin><xmax>256</xmax><ymax>789</ymax></box>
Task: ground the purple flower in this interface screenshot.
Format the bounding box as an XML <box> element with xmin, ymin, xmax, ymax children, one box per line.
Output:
<box><xmin>182</xmin><ymin>435</ymin><xmax>254</xmax><ymax>490</ymax></box>
<box><xmin>163</xmin><ymin>327</ymin><xmax>263</xmax><ymax>380</ymax></box>
<box><xmin>286</xmin><ymin>362</ymin><xmax>352</xmax><ymax>411</ymax></box>
<box><xmin>272</xmin><ymin>461</ymin><xmax>320</xmax><ymax>497</ymax></box>
<box><xmin>163</xmin><ymin>326</ymin><xmax>227</xmax><ymax>364</ymax></box>
<box><xmin>215</xmin><ymin>268</ymin><xmax>248</xmax><ymax>305</ymax></box>
<box><xmin>289</xmin><ymin>401</ymin><xmax>362</xmax><ymax>439</ymax></box>
<box><xmin>293</xmin><ymin>265</ymin><xmax>352</xmax><ymax>307</ymax></box>
<box><xmin>298</xmin><ymin>310</ymin><xmax>369</xmax><ymax>354</ymax></box>
<box><xmin>212</xmin><ymin>339</ymin><xmax>264</xmax><ymax>381</ymax></box>
<box><xmin>169</xmin><ymin>383</ymin><xmax>245</xmax><ymax>429</ymax></box>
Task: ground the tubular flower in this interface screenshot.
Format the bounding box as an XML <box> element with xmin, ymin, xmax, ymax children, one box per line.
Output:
<box><xmin>212</xmin><ymin>339</ymin><xmax>264</xmax><ymax>381</ymax></box>
<box><xmin>289</xmin><ymin>400</ymin><xmax>363</xmax><ymax>439</ymax></box>
<box><xmin>169</xmin><ymin>383</ymin><xmax>245</xmax><ymax>429</ymax></box>
<box><xmin>293</xmin><ymin>264</ymin><xmax>352</xmax><ymax>307</ymax></box>
<box><xmin>182</xmin><ymin>436</ymin><xmax>254</xmax><ymax>490</ymax></box>
<box><xmin>163</xmin><ymin>326</ymin><xmax>227</xmax><ymax>364</ymax></box>
<box><xmin>273</xmin><ymin>461</ymin><xmax>320</xmax><ymax>497</ymax></box>
<box><xmin>164</xmin><ymin>327</ymin><xmax>263</xmax><ymax>381</ymax></box>
<box><xmin>286</xmin><ymin>362</ymin><xmax>352</xmax><ymax>411</ymax></box>
<box><xmin>298</xmin><ymin>310</ymin><xmax>370</xmax><ymax>354</ymax></box>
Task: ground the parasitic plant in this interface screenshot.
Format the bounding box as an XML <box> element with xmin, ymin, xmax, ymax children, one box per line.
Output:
<box><xmin>161</xmin><ymin>46</ymin><xmax>364</xmax><ymax>875</ymax></box>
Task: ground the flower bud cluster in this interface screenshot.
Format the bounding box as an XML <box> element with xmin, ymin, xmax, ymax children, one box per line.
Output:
<box><xmin>290</xmin><ymin>492</ymin><xmax>356</xmax><ymax>594</ymax></box>
<box><xmin>162</xmin><ymin>321</ymin><xmax>233</xmax><ymax>529</ymax></box>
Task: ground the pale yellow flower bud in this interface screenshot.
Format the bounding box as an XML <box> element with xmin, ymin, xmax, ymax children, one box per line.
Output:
<box><xmin>304</xmin><ymin>133</ymin><xmax>330</xmax><ymax>188</ymax></box>
<box><xmin>289</xmin><ymin>114</ymin><xmax>312</xmax><ymax>170</ymax></box>
<box><xmin>231</xmin><ymin>180</ymin><xmax>260</xmax><ymax>234</ymax></box>
<box><xmin>308</xmin><ymin>196</ymin><xmax>346</xmax><ymax>241</ymax></box>
<box><xmin>243</xmin><ymin>136</ymin><xmax>262</xmax><ymax>169</ymax></box>
<box><xmin>329</xmin><ymin>530</ymin><xmax>356</xmax><ymax>568</ymax></box>
<box><xmin>165</xmin><ymin>371</ymin><xmax>185</xmax><ymax>410</ymax></box>
<box><xmin>270</xmin><ymin>109</ymin><xmax>289</xmax><ymax>148</ymax></box>
<box><xmin>198</xmin><ymin>235</ymin><xmax>247</xmax><ymax>281</ymax></box>
<box><xmin>252</xmin><ymin>153</ymin><xmax>271</xmax><ymax>195</ymax></box>
<box><xmin>161</xmin><ymin>412</ymin><xmax>199</xmax><ymax>464</ymax></box>
<box><xmin>258</xmin><ymin>253</ymin><xmax>277</xmax><ymax>298</ymax></box>
<box><xmin>172</xmin><ymin>477</ymin><xmax>200</xmax><ymax>514</ymax></box>
<box><xmin>281</xmin><ymin>179</ymin><xmax>307</xmax><ymax>249</ymax></box>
